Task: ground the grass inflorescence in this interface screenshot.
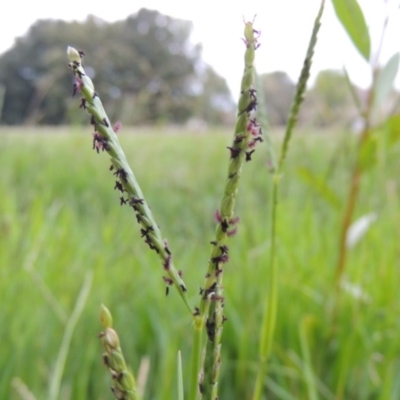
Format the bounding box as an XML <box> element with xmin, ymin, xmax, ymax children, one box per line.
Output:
<box><xmin>67</xmin><ymin>19</ymin><xmax>266</xmax><ymax>400</ymax></box>
<box><xmin>193</xmin><ymin>20</ymin><xmax>263</xmax><ymax>400</ymax></box>
<box><xmin>67</xmin><ymin>47</ymin><xmax>191</xmax><ymax>314</ymax></box>
<box><xmin>99</xmin><ymin>305</ymin><xmax>139</xmax><ymax>400</ymax></box>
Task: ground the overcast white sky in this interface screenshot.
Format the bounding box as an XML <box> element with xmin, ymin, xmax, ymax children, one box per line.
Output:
<box><xmin>1</xmin><ymin>0</ymin><xmax>399</xmax><ymax>96</ymax></box>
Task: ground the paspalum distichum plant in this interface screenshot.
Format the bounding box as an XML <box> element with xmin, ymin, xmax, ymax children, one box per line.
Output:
<box><xmin>65</xmin><ymin>3</ymin><xmax>324</xmax><ymax>399</ymax></box>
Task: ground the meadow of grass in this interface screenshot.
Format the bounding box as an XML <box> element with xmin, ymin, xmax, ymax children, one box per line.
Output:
<box><xmin>1</xmin><ymin>126</ymin><xmax>399</xmax><ymax>400</ymax></box>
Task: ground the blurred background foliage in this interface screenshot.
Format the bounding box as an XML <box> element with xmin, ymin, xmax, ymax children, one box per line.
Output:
<box><xmin>0</xmin><ymin>9</ymin><xmax>234</xmax><ymax>126</ymax></box>
<box><xmin>1</xmin><ymin>7</ymin><xmax>397</xmax><ymax>129</ymax></box>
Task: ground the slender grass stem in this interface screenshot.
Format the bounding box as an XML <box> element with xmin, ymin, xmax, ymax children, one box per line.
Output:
<box><xmin>252</xmin><ymin>177</ymin><xmax>278</xmax><ymax>400</ymax></box>
<box><xmin>299</xmin><ymin>316</ymin><xmax>318</xmax><ymax>400</ymax></box>
<box><xmin>66</xmin><ymin>47</ymin><xmax>192</xmax><ymax>314</ymax></box>
<box><xmin>199</xmin><ymin>21</ymin><xmax>261</xmax><ymax>400</ymax></box>
<box><xmin>189</xmin><ymin>317</ymin><xmax>205</xmax><ymax>400</ymax></box>
<box><xmin>334</xmin><ymin>160</ymin><xmax>363</xmax><ymax>288</ymax></box>
<box><xmin>333</xmin><ymin>0</ymin><xmax>392</xmax><ymax>332</ymax></box>
<box><xmin>188</xmin><ymin>20</ymin><xmax>262</xmax><ymax>400</ymax></box>
<box><xmin>252</xmin><ymin>3</ymin><xmax>324</xmax><ymax>399</ymax></box>
<box><xmin>334</xmin><ymin>69</ymin><xmax>375</xmax><ymax>291</ymax></box>
<box><xmin>177</xmin><ymin>351</ymin><xmax>184</xmax><ymax>400</ymax></box>
<box><xmin>48</xmin><ymin>272</ymin><xmax>92</xmax><ymax>400</ymax></box>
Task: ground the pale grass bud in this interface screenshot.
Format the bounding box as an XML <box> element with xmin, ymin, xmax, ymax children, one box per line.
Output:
<box><xmin>100</xmin><ymin>304</ymin><xmax>113</xmax><ymax>328</ymax></box>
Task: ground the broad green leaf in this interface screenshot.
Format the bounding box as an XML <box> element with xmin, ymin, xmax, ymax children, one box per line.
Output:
<box><xmin>332</xmin><ymin>0</ymin><xmax>371</xmax><ymax>61</ymax></box>
<box><xmin>373</xmin><ymin>53</ymin><xmax>400</xmax><ymax>113</ymax></box>
<box><xmin>296</xmin><ymin>166</ymin><xmax>341</xmax><ymax>209</ymax></box>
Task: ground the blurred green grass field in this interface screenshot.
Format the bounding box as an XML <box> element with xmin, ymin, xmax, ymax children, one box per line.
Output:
<box><xmin>1</xmin><ymin>126</ymin><xmax>400</xmax><ymax>400</ymax></box>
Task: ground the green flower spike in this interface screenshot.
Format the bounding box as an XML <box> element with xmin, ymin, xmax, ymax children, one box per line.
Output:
<box><xmin>67</xmin><ymin>47</ymin><xmax>191</xmax><ymax>314</ymax></box>
<box><xmin>189</xmin><ymin>20</ymin><xmax>262</xmax><ymax>400</ymax></box>
<box><xmin>99</xmin><ymin>306</ymin><xmax>138</xmax><ymax>400</ymax></box>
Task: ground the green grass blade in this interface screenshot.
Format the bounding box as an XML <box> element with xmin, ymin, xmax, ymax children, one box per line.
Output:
<box><xmin>253</xmin><ymin>3</ymin><xmax>325</xmax><ymax>399</ymax></box>
<box><xmin>48</xmin><ymin>271</ymin><xmax>92</xmax><ymax>400</ymax></box>
<box><xmin>332</xmin><ymin>0</ymin><xmax>371</xmax><ymax>61</ymax></box>
<box><xmin>299</xmin><ymin>316</ymin><xmax>319</xmax><ymax>400</ymax></box>
<box><xmin>278</xmin><ymin>0</ymin><xmax>325</xmax><ymax>172</ymax></box>
<box><xmin>177</xmin><ymin>351</ymin><xmax>184</xmax><ymax>400</ymax></box>
<box><xmin>251</xmin><ymin>178</ymin><xmax>278</xmax><ymax>400</ymax></box>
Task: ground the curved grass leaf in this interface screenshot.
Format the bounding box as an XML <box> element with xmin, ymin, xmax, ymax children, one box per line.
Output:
<box><xmin>278</xmin><ymin>0</ymin><xmax>325</xmax><ymax>172</ymax></box>
<box><xmin>332</xmin><ymin>0</ymin><xmax>371</xmax><ymax>61</ymax></box>
<box><xmin>252</xmin><ymin>3</ymin><xmax>325</xmax><ymax>400</ymax></box>
<box><xmin>373</xmin><ymin>52</ymin><xmax>400</xmax><ymax>114</ymax></box>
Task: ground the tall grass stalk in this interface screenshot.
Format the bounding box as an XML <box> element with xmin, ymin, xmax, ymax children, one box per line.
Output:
<box><xmin>333</xmin><ymin>1</ymin><xmax>398</xmax><ymax>301</ymax></box>
<box><xmin>188</xmin><ymin>20</ymin><xmax>263</xmax><ymax>400</ymax></box>
<box><xmin>252</xmin><ymin>2</ymin><xmax>325</xmax><ymax>399</ymax></box>
<box><xmin>67</xmin><ymin>47</ymin><xmax>191</xmax><ymax>314</ymax></box>
<box><xmin>334</xmin><ymin>73</ymin><xmax>375</xmax><ymax>292</ymax></box>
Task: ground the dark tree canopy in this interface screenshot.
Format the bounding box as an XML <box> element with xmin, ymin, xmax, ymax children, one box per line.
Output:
<box><xmin>0</xmin><ymin>9</ymin><xmax>234</xmax><ymax>125</ymax></box>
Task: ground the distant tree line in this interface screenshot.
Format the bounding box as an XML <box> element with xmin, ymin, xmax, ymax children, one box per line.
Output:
<box><xmin>1</xmin><ymin>9</ymin><xmax>396</xmax><ymax>128</ymax></box>
<box><xmin>0</xmin><ymin>9</ymin><xmax>234</xmax><ymax>126</ymax></box>
<box><xmin>260</xmin><ymin>70</ymin><xmax>357</xmax><ymax>129</ymax></box>
<box><xmin>261</xmin><ymin>68</ymin><xmax>399</xmax><ymax>129</ymax></box>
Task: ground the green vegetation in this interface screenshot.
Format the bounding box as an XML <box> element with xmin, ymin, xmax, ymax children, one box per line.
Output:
<box><xmin>0</xmin><ymin>8</ymin><xmax>233</xmax><ymax>125</ymax></box>
<box><xmin>2</xmin><ymin>2</ymin><xmax>400</xmax><ymax>399</ymax></box>
<box><xmin>1</xmin><ymin>127</ymin><xmax>399</xmax><ymax>399</ymax></box>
